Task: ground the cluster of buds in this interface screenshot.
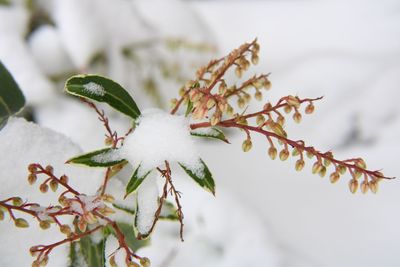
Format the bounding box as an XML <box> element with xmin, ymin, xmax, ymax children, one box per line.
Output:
<box><xmin>27</xmin><ymin>163</ymin><xmax>69</xmax><ymax>194</ymax></box>
<box><xmin>182</xmin><ymin>40</ymin><xmax>392</xmax><ymax>194</ymax></box>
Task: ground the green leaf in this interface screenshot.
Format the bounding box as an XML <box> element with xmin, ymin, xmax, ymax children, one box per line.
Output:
<box><xmin>179</xmin><ymin>159</ymin><xmax>216</xmax><ymax>195</ymax></box>
<box><xmin>125</xmin><ymin>166</ymin><xmax>152</xmax><ymax>197</ymax></box>
<box><xmin>159</xmin><ymin>201</ymin><xmax>179</xmax><ymax>221</ymax></box>
<box><xmin>79</xmin><ymin>233</ymin><xmax>106</xmax><ymax>267</ymax></box>
<box><xmin>65</xmin><ymin>74</ymin><xmax>141</xmax><ymax>120</ymax></box>
<box><xmin>191</xmin><ymin>127</ymin><xmax>229</xmax><ymax>143</ymax></box>
<box><xmin>66</xmin><ymin>148</ymin><xmax>126</xmax><ymax>167</ymax></box>
<box><xmin>112</xmin><ymin>203</ymin><xmax>135</xmax><ymax>215</ymax></box>
<box><xmin>0</xmin><ymin>61</ymin><xmax>25</xmax><ymax>129</ymax></box>
<box><xmin>68</xmin><ymin>242</ymin><xmax>79</xmax><ymax>267</ymax></box>
<box><xmin>185</xmin><ymin>99</ymin><xmax>194</xmax><ymax>117</ymax></box>
<box><xmin>108</xmin><ymin>222</ymin><xmax>149</xmax><ymax>251</ymax></box>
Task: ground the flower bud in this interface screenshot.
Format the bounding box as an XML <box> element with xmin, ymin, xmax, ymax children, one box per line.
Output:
<box><xmin>60</xmin><ymin>224</ymin><xmax>72</xmax><ymax>235</ymax></box>
<box><xmin>263</xmin><ymin>78</ymin><xmax>271</xmax><ymax>90</ymax></box>
<box><xmin>210</xmin><ymin>114</ymin><xmax>220</xmax><ymax>126</ymax></box>
<box><xmin>235</xmin><ymin>67</ymin><xmax>243</xmax><ymax>78</ymax></box>
<box><xmin>355</xmin><ymin>158</ymin><xmax>367</xmax><ymax>169</ymax></box>
<box><xmin>295</xmin><ymin>159</ymin><xmax>305</xmax><ymax>171</ymax></box>
<box><xmin>251</xmin><ymin>54</ymin><xmax>259</xmax><ymax>65</ymax></box>
<box><xmin>77</xmin><ymin>218</ymin><xmax>87</xmax><ymax>232</ymax></box>
<box><xmin>312</xmin><ymin>162</ymin><xmax>323</xmax><ymax>174</ymax></box>
<box><xmin>369</xmin><ymin>180</ymin><xmax>379</xmax><ymax>194</ymax></box>
<box><xmin>0</xmin><ymin>210</ymin><xmax>4</xmax><ymax>221</ymax></box>
<box><xmin>50</xmin><ymin>180</ymin><xmax>58</xmax><ymax>192</ymax></box>
<box><xmin>58</xmin><ymin>196</ymin><xmax>68</xmax><ymax>206</ymax></box>
<box><xmin>279</xmin><ymin>149</ymin><xmax>289</xmax><ymax>161</ymax></box>
<box><xmin>306</xmin><ymin>151</ymin><xmax>314</xmax><ymax>159</ymax></box>
<box><xmin>349</xmin><ymin>179</ymin><xmax>359</xmax><ymax>194</ymax></box>
<box><xmin>39</xmin><ymin>184</ymin><xmax>49</xmax><ymax>193</ymax></box>
<box><xmin>329</xmin><ymin>172</ymin><xmax>340</xmax><ymax>184</ymax></box>
<box><xmin>293</xmin><ymin>112</ymin><xmax>302</xmax><ymax>123</ymax></box>
<box><xmin>226</xmin><ymin>105</ymin><xmax>234</xmax><ymax>116</ymax></box>
<box><xmin>255</xmin><ymin>91</ymin><xmax>262</xmax><ymax>101</ymax></box>
<box><xmin>104</xmin><ymin>137</ymin><xmax>114</xmax><ymax>146</ymax></box>
<box><xmin>15</xmin><ymin>218</ymin><xmax>29</xmax><ymax>228</ymax></box>
<box><xmin>206</xmin><ymin>98</ymin><xmax>216</xmax><ymax>109</ymax></box>
<box><xmin>354</xmin><ymin>170</ymin><xmax>362</xmax><ymax>179</ymax></box>
<box><xmin>305</xmin><ymin>103</ymin><xmax>315</xmax><ymax>114</ymax></box>
<box><xmin>237</xmin><ymin>98</ymin><xmax>245</xmax><ymax>109</ymax></box>
<box><xmin>99</xmin><ymin>206</ymin><xmax>116</xmax><ymax>216</ymax></box>
<box><xmin>242</xmin><ymin>139</ymin><xmax>252</xmax><ymax>152</ymax></box>
<box><xmin>271</xmin><ymin>122</ymin><xmax>287</xmax><ymax>138</ymax></box>
<box><xmin>189</xmin><ymin>89</ymin><xmax>201</xmax><ymax>102</ymax></box>
<box><xmin>292</xmin><ymin>148</ymin><xmax>300</xmax><ymax>156</ymax></box>
<box><xmin>60</xmin><ymin>175</ymin><xmax>69</xmax><ymax>184</ymax></box>
<box><xmin>319</xmin><ymin>166</ymin><xmax>327</xmax><ymax>177</ymax></box>
<box><xmin>102</xmin><ymin>194</ymin><xmax>115</xmax><ymax>203</ymax></box>
<box><xmin>39</xmin><ymin>220</ymin><xmax>51</xmax><ymax>230</ymax></box>
<box><xmin>83</xmin><ymin>212</ymin><xmax>98</xmax><ymax>224</ymax></box>
<box><xmin>263</xmin><ymin>102</ymin><xmax>272</xmax><ymax>111</ymax></box>
<box><xmin>28</xmin><ymin>174</ymin><xmax>37</xmax><ymax>185</ymax></box>
<box><xmin>140</xmin><ymin>257</ymin><xmax>151</xmax><ymax>267</ymax></box>
<box><xmin>268</xmin><ymin>147</ymin><xmax>277</xmax><ymax>160</ymax></box>
<box><xmin>284</xmin><ymin>105</ymin><xmax>292</xmax><ymax>114</ymax></box>
<box><xmin>12</xmin><ymin>197</ymin><xmax>23</xmax><ymax>206</ymax></box>
<box><xmin>256</xmin><ymin>115</ymin><xmax>265</xmax><ymax>126</ymax></box>
<box><xmin>286</xmin><ymin>95</ymin><xmax>300</xmax><ymax>108</ymax></box>
<box><xmin>360</xmin><ymin>180</ymin><xmax>369</xmax><ymax>194</ymax></box>
<box><xmin>277</xmin><ymin>116</ymin><xmax>285</xmax><ymax>126</ymax></box>
<box><xmin>169</xmin><ymin>98</ymin><xmax>178</xmax><ymax>109</ymax></box>
<box><xmin>45</xmin><ymin>165</ymin><xmax>53</xmax><ymax>174</ymax></box>
<box><xmin>337</xmin><ymin>165</ymin><xmax>347</xmax><ymax>175</ymax></box>
<box><xmin>28</xmin><ymin>164</ymin><xmax>37</xmax><ymax>173</ymax></box>
<box><xmin>218</xmin><ymin>82</ymin><xmax>227</xmax><ymax>95</ymax></box>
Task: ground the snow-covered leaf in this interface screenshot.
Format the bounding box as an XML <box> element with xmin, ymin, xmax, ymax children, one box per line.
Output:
<box><xmin>179</xmin><ymin>159</ymin><xmax>216</xmax><ymax>195</ymax></box>
<box><xmin>134</xmin><ymin>174</ymin><xmax>158</xmax><ymax>239</ymax></box>
<box><xmin>0</xmin><ymin>61</ymin><xmax>25</xmax><ymax>129</ymax></box>
<box><xmin>191</xmin><ymin>127</ymin><xmax>229</xmax><ymax>143</ymax></box>
<box><xmin>125</xmin><ymin>166</ymin><xmax>152</xmax><ymax>196</ymax></box>
<box><xmin>79</xmin><ymin>233</ymin><xmax>106</xmax><ymax>267</ymax></box>
<box><xmin>159</xmin><ymin>201</ymin><xmax>179</xmax><ymax>221</ymax></box>
<box><xmin>65</xmin><ymin>75</ymin><xmax>141</xmax><ymax>120</ymax></box>
<box><xmin>66</xmin><ymin>148</ymin><xmax>126</xmax><ymax>167</ymax></box>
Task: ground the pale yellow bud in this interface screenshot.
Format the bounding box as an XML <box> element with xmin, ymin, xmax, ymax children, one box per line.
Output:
<box><xmin>263</xmin><ymin>78</ymin><xmax>271</xmax><ymax>90</ymax></box>
<box><xmin>279</xmin><ymin>149</ymin><xmax>289</xmax><ymax>161</ymax></box>
<box><xmin>226</xmin><ymin>105</ymin><xmax>234</xmax><ymax>116</ymax></box>
<box><xmin>284</xmin><ymin>105</ymin><xmax>292</xmax><ymax>114</ymax></box>
<box><xmin>312</xmin><ymin>162</ymin><xmax>323</xmax><ymax>174</ymax></box>
<box><xmin>355</xmin><ymin>158</ymin><xmax>367</xmax><ymax>169</ymax></box>
<box><xmin>39</xmin><ymin>220</ymin><xmax>51</xmax><ymax>230</ymax></box>
<box><xmin>255</xmin><ymin>91</ymin><xmax>262</xmax><ymax>101</ymax></box>
<box><xmin>256</xmin><ymin>115</ymin><xmax>265</xmax><ymax>126</ymax></box>
<box><xmin>210</xmin><ymin>114</ymin><xmax>220</xmax><ymax>126</ymax></box>
<box><xmin>140</xmin><ymin>257</ymin><xmax>151</xmax><ymax>267</ymax></box>
<box><xmin>295</xmin><ymin>159</ymin><xmax>305</xmax><ymax>171</ymax></box>
<box><xmin>99</xmin><ymin>206</ymin><xmax>116</xmax><ymax>216</ymax></box>
<box><xmin>286</xmin><ymin>95</ymin><xmax>300</xmax><ymax>108</ymax></box>
<box><xmin>337</xmin><ymin>165</ymin><xmax>347</xmax><ymax>175</ymax></box>
<box><xmin>39</xmin><ymin>184</ymin><xmax>48</xmax><ymax>193</ymax></box>
<box><xmin>268</xmin><ymin>147</ymin><xmax>277</xmax><ymax>160</ymax></box>
<box><xmin>169</xmin><ymin>98</ymin><xmax>178</xmax><ymax>109</ymax></box>
<box><xmin>349</xmin><ymin>179</ymin><xmax>359</xmax><ymax>194</ymax></box>
<box><xmin>45</xmin><ymin>165</ymin><xmax>53</xmax><ymax>174</ymax></box>
<box><xmin>206</xmin><ymin>98</ymin><xmax>216</xmax><ymax>109</ymax></box>
<box><xmin>242</xmin><ymin>139</ymin><xmax>252</xmax><ymax>152</ymax></box>
<box><xmin>60</xmin><ymin>175</ymin><xmax>69</xmax><ymax>184</ymax></box>
<box><xmin>306</xmin><ymin>151</ymin><xmax>314</xmax><ymax>159</ymax></box>
<box><xmin>251</xmin><ymin>54</ymin><xmax>259</xmax><ymax>65</ymax></box>
<box><xmin>50</xmin><ymin>180</ymin><xmax>58</xmax><ymax>192</ymax></box>
<box><xmin>360</xmin><ymin>180</ymin><xmax>369</xmax><ymax>194</ymax></box>
<box><xmin>83</xmin><ymin>212</ymin><xmax>98</xmax><ymax>224</ymax></box>
<box><xmin>60</xmin><ymin>224</ymin><xmax>72</xmax><ymax>235</ymax></box>
<box><xmin>218</xmin><ymin>82</ymin><xmax>227</xmax><ymax>95</ymax></box>
<box><xmin>369</xmin><ymin>180</ymin><xmax>379</xmax><ymax>194</ymax></box>
<box><xmin>78</xmin><ymin>218</ymin><xmax>87</xmax><ymax>232</ymax></box>
<box><xmin>293</xmin><ymin>112</ymin><xmax>302</xmax><ymax>123</ymax></box>
<box><xmin>15</xmin><ymin>218</ymin><xmax>29</xmax><ymax>228</ymax></box>
<box><xmin>319</xmin><ymin>166</ymin><xmax>327</xmax><ymax>177</ymax></box>
<box><xmin>178</xmin><ymin>87</ymin><xmax>186</xmax><ymax>97</ymax></box>
<box><xmin>330</xmin><ymin>172</ymin><xmax>340</xmax><ymax>184</ymax></box>
<box><xmin>0</xmin><ymin>210</ymin><xmax>4</xmax><ymax>221</ymax></box>
<box><xmin>243</xmin><ymin>93</ymin><xmax>251</xmax><ymax>103</ymax></box>
<box><xmin>292</xmin><ymin>148</ymin><xmax>300</xmax><ymax>156</ymax></box>
<box><xmin>271</xmin><ymin>123</ymin><xmax>287</xmax><ymax>138</ymax></box>
<box><xmin>235</xmin><ymin>67</ymin><xmax>243</xmax><ymax>78</ymax></box>
<box><xmin>354</xmin><ymin>170</ymin><xmax>362</xmax><ymax>179</ymax></box>
<box><xmin>102</xmin><ymin>194</ymin><xmax>115</xmax><ymax>203</ymax></box>
<box><xmin>237</xmin><ymin>98</ymin><xmax>245</xmax><ymax>109</ymax></box>
<box><xmin>12</xmin><ymin>197</ymin><xmax>23</xmax><ymax>206</ymax></box>
<box><xmin>28</xmin><ymin>173</ymin><xmax>37</xmax><ymax>185</ymax></box>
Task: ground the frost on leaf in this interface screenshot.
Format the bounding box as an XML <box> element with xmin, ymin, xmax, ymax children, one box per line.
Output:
<box><xmin>83</xmin><ymin>82</ymin><xmax>105</xmax><ymax>96</ymax></box>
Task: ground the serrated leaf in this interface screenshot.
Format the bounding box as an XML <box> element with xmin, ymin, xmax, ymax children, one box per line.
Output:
<box><xmin>65</xmin><ymin>74</ymin><xmax>141</xmax><ymax>120</ymax></box>
<box><xmin>125</xmin><ymin>166</ymin><xmax>152</xmax><ymax>197</ymax></box>
<box><xmin>79</xmin><ymin>233</ymin><xmax>106</xmax><ymax>267</ymax></box>
<box><xmin>159</xmin><ymin>201</ymin><xmax>179</xmax><ymax>221</ymax></box>
<box><xmin>66</xmin><ymin>148</ymin><xmax>126</xmax><ymax>167</ymax></box>
<box><xmin>179</xmin><ymin>159</ymin><xmax>215</xmax><ymax>195</ymax></box>
<box><xmin>0</xmin><ymin>61</ymin><xmax>25</xmax><ymax>130</ymax></box>
<box><xmin>191</xmin><ymin>127</ymin><xmax>229</xmax><ymax>143</ymax></box>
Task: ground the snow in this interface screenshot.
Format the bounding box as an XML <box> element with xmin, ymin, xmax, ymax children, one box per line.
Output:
<box><xmin>136</xmin><ymin>172</ymin><xmax>159</xmax><ymax>235</ymax></box>
<box><xmin>0</xmin><ymin>117</ymin><xmax>103</xmax><ymax>266</ymax></box>
<box><xmin>28</xmin><ymin>25</ymin><xmax>75</xmax><ymax>76</ymax></box>
<box><xmin>83</xmin><ymin>82</ymin><xmax>106</xmax><ymax>97</ymax></box>
<box><xmin>105</xmin><ymin>235</ymin><xmax>126</xmax><ymax>267</ymax></box>
<box><xmin>120</xmin><ymin>109</ymin><xmax>201</xmax><ymax>176</ymax></box>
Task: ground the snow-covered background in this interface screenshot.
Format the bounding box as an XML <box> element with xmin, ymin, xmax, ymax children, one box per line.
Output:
<box><xmin>1</xmin><ymin>0</ymin><xmax>400</xmax><ymax>266</ymax></box>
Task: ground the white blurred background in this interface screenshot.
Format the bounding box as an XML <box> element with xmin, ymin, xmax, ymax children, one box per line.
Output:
<box><xmin>1</xmin><ymin>0</ymin><xmax>400</xmax><ymax>266</ymax></box>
